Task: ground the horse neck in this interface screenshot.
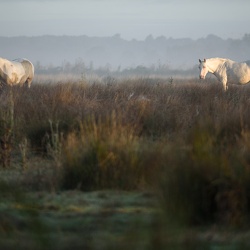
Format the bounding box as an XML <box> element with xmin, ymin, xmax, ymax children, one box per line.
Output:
<box><xmin>207</xmin><ymin>58</ymin><xmax>225</xmax><ymax>74</ymax></box>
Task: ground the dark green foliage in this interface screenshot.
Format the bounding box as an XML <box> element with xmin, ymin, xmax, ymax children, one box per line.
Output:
<box><xmin>159</xmin><ymin>120</ymin><xmax>250</xmax><ymax>227</ymax></box>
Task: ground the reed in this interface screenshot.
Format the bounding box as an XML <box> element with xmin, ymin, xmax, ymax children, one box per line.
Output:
<box><xmin>0</xmin><ymin>88</ymin><xmax>15</xmax><ymax>168</ymax></box>
<box><xmin>60</xmin><ymin>111</ymin><xmax>147</xmax><ymax>190</ymax></box>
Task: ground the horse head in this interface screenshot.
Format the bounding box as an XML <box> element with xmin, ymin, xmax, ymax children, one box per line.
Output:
<box><xmin>198</xmin><ymin>59</ymin><xmax>208</xmax><ymax>79</ymax></box>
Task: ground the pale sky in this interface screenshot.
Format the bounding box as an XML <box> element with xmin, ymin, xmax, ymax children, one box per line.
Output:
<box><xmin>1</xmin><ymin>0</ymin><xmax>250</xmax><ymax>40</ymax></box>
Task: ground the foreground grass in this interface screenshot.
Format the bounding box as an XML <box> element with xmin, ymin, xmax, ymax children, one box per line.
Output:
<box><xmin>1</xmin><ymin>186</ymin><xmax>250</xmax><ymax>250</ymax></box>
<box><xmin>2</xmin><ymin>187</ymin><xmax>250</xmax><ymax>250</ymax></box>
<box><xmin>0</xmin><ymin>187</ymin><xmax>157</xmax><ymax>250</ymax></box>
<box><xmin>1</xmin><ymin>77</ymin><xmax>250</xmax><ymax>248</ymax></box>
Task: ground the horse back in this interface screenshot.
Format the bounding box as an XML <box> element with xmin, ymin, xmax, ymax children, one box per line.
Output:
<box><xmin>228</xmin><ymin>60</ymin><xmax>250</xmax><ymax>84</ymax></box>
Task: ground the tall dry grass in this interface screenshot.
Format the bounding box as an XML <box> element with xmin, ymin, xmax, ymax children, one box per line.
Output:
<box><xmin>1</xmin><ymin>78</ymin><xmax>250</xmax><ymax>226</ymax></box>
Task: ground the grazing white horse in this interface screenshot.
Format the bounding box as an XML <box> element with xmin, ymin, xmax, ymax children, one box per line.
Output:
<box><xmin>0</xmin><ymin>57</ymin><xmax>34</xmax><ymax>88</ymax></box>
<box><xmin>199</xmin><ymin>58</ymin><xmax>250</xmax><ymax>91</ymax></box>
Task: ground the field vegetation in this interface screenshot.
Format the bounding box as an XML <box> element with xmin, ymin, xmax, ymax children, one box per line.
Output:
<box><xmin>1</xmin><ymin>76</ymin><xmax>250</xmax><ymax>249</ymax></box>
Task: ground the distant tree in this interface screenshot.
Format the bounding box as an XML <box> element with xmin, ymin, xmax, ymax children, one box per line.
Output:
<box><xmin>145</xmin><ymin>35</ymin><xmax>154</xmax><ymax>43</ymax></box>
<box><xmin>62</xmin><ymin>61</ymin><xmax>72</xmax><ymax>73</ymax></box>
<box><xmin>243</xmin><ymin>33</ymin><xmax>250</xmax><ymax>41</ymax></box>
<box><xmin>113</xmin><ymin>33</ymin><xmax>121</xmax><ymax>39</ymax></box>
<box><xmin>73</xmin><ymin>58</ymin><xmax>85</xmax><ymax>73</ymax></box>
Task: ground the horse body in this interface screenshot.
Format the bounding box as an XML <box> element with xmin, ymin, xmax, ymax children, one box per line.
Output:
<box><xmin>199</xmin><ymin>57</ymin><xmax>250</xmax><ymax>91</ymax></box>
<box><xmin>0</xmin><ymin>57</ymin><xmax>34</xmax><ymax>87</ymax></box>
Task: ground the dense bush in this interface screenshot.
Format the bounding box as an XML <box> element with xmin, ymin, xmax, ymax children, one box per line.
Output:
<box><xmin>159</xmin><ymin>120</ymin><xmax>250</xmax><ymax>227</ymax></box>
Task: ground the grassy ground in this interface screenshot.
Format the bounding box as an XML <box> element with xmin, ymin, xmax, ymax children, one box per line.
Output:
<box><xmin>1</xmin><ymin>77</ymin><xmax>250</xmax><ymax>249</ymax></box>
<box><xmin>0</xmin><ymin>186</ymin><xmax>158</xmax><ymax>250</ymax></box>
<box><xmin>1</xmin><ymin>186</ymin><xmax>250</xmax><ymax>250</ymax></box>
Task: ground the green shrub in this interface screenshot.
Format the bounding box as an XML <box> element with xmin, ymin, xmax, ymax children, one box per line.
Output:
<box><xmin>159</xmin><ymin>121</ymin><xmax>250</xmax><ymax>227</ymax></box>
<box><xmin>60</xmin><ymin>112</ymin><xmax>155</xmax><ymax>190</ymax></box>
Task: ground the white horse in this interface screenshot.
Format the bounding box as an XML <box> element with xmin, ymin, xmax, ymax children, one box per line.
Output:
<box><xmin>0</xmin><ymin>57</ymin><xmax>34</xmax><ymax>88</ymax></box>
<box><xmin>198</xmin><ymin>58</ymin><xmax>250</xmax><ymax>91</ymax></box>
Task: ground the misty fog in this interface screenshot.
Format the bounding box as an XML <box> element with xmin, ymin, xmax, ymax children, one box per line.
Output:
<box><xmin>1</xmin><ymin>34</ymin><xmax>250</xmax><ymax>75</ymax></box>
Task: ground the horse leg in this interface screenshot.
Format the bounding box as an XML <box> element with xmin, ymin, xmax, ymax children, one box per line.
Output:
<box><xmin>222</xmin><ymin>82</ymin><xmax>228</xmax><ymax>91</ymax></box>
<box><xmin>221</xmin><ymin>76</ymin><xmax>228</xmax><ymax>91</ymax></box>
<box><xmin>25</xmin><ymin>78</ymin><xmax>32</xmax><ymax>88</ymax></box>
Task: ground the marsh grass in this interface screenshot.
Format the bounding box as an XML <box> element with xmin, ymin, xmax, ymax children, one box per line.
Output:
<box><xmin>60</xmin><ymin>112</ymin><xmax>152</xmax><ymax>190</ymax></box>
<box><xmin>159</xmin><ymin>118</ymin><xmax>250</xmax><ymax>227</ymax></box>
<box><xmin>2</xmin><ymin>77</ymin><xmax>250</xmax><ymax>249</ymax></box>
<box><xmin>0</xmin><ymin>88</ymin><xmax>15</xmax><ymax>168</ymax></box>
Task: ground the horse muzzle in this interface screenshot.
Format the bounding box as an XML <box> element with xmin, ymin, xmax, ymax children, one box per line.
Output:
<box><xmin>199</xmin><ymin>75</ymin><xmax>205</xmax><ymax>80</ymax></box>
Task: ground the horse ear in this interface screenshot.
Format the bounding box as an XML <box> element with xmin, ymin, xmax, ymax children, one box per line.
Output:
<box><xmin>199</xmin><ymin>59</ymin><xmax>201</xmax><ymax>63</ymax></box>
<box><xmin>204</xmin><ymin>59</ymin><xmax>206</xmax><ymax>62</ymax></box>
